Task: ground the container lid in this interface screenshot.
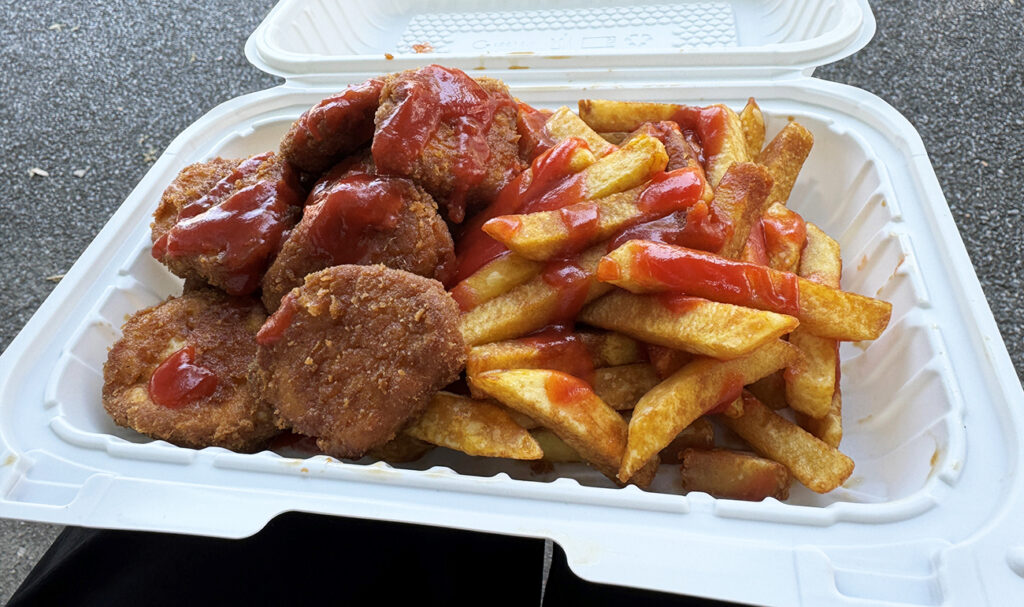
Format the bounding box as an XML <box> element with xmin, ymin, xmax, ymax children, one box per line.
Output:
<box><xmin>245</xmin><ymin>0</ymin><xmax>876</xmax><ymax>81</ymax></box>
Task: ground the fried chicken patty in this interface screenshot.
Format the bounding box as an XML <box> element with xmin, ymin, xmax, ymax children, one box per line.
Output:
<box><xmin>372</xmin><ymin>65</ymin><xmax>522</xmax><ymax>223</ymax></box>
<box><xmin>102</xmin><ymin>288</ymin><xmax>278</xmax><ymax>452</ymax></box>
<box><xmin>251</xmin><ymin>265</ymin><xmax>466</xmax><ymax>459</ymax></box>
<box><xmin>279</xmin><ymin>78</ymin><xmax>385</xmax><ymax>175</ymax></box>
<box><xmin>151</xmin><ymin>152</ymin><xmax>305</xmax><ymax>295</ymax></box>
<box><xmin>261</xmin><ymin>155</ymin><xmax>456</xmax><ymax>312</ymax></box>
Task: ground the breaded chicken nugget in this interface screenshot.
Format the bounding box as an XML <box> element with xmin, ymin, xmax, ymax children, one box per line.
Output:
<box><xmin>102</xmin><ymin>288</ymin><xmax>278</xmax><ymax>452</ymax></box>
<box><xmin>279</xmin><ymin>78</ymin><xmax>384</xmax><ymax>174</ymax></box>
<box><xmin>261</xmin><ymin>156</ymin><xmax>455</xmax><ymax>311</ymax></box>
<box><xmin>151</xmin><ymin>152</ymin><xmax>305</xmax><ymax>295</ymax></box>
<box><xmin>252</xmin><ymin>265</ymin><xmax>466</xmax><ymax>459</ymax></box>
<box><xmin>372</xmin><ymin>65</ymin><xmax>522</xmax><ymax>223</ymax></box>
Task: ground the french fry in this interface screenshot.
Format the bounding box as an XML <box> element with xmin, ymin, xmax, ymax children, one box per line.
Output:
<box><xmin>470</xmin><ymin>369</ymin><xmax>644</xmax><ymax>484</ymax></box>
<box><xmin>484</xmin><ymin>167</ymin><xmax>707</xmax><ymax>262</ymax></box>
<box><xmin>757</xmin><ymin>121</ymin><xmax>814</xmax><ymax>206</ymax></box>
<box><xmin>619</xmin><ymin>339</ymin><xmax>801</xmax><ymax>482</ymax></box>
<box><xmin>543</xmin><ymin>106</ymin><xmax>618</xmax><ymax>157</ymax></box>
<box><xmin>597</xmin><ymin>240</ymin><xmax>891</xmax><ymax>341</ymax></box>
<box><xmin>578</xmin><ymin>132</ymin><xmax>670</xmax><ymax>199</ymax></box>
<box><xmin>578</xmin><ymin>100</ymin><xmax>750</xmax><ymax>188</ymax></box>
<box><xmin>598</xmin><ymin>131</ymin><xmax>630</xmax><ymax>145</ymax></box>
<box><xmin>450</xmin><ymin>255</ymin><xmax>544</xmax><ymax>311</ymax></box>
<box><xmin>709</xmin><ymin>162</ymin><xmax>774</xmax><ymax>259</ymax></box>
<box><xmin>712</xmin><ymin>395</ymin><xmax>744</xmax><ymax>418</ymax></box>
<box><xmin>739</xmin><ymin>98</ymin><xmax>765</xmax><ymax>160</ymax></box>
<box><xmin>798</xmin><ymin>391</ymin><xmax>843</xmax><ymax>448</ymax></box>
<box><xmin>786</xmin><ymin>223</ymin><xmax>842</xmax><ymax>418</ymax></box>
<box><xmin>659</xmin><ymin>417</ymin><xmax>715</xmax><ymax>463</ymax></box>
<box><xmin>622</xmin><ymin>121</ymin><xmax>713</xmax><ymax>200</ymax></box>
<box><xmin>466</xmin><ymin>330</ymin><xmax>643</xmax><ymax>391</ymax></box>
<box><xmin>580</xmin><ymin>290</ymin><xmax>798</xmax><ymax>359</ymax></box>
<box><xmin>459</xmin><ymin>246</ymin><xmax>612</xmax><ymax>346</ymax></box>
<box><xmin>759</xmin><ymin>202</ymin><xmax>806</xmax><ymax>273</ymax></box>
<box><xmin>680</xmin><ymin>449</ymin><xmax>791</xmax><ymax>501</ymax></box>
<box><xmin>404</xmin><ymin>392</ymin><xmax>542</xmax><ymax>459</ymax></box>
<box><xmin>719</xmin><ymin>392</ymin><xmax>853</xmax><ymax>493</ymax></box>
<box><xmin>578</xmin><ymin>99</ymin><xmax>679</xmax><ymax>131</ymax></box>
<box><xmin>593</xmin><ymin>364</ymin><xmax>661</xmax><ymax>410</ymax></box>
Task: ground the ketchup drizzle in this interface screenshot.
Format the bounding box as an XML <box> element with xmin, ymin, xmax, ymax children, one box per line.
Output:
<box><xmin>148</xmin><ymin>345</ymin><xmax>218</xmax><ymax>409</ymax></box>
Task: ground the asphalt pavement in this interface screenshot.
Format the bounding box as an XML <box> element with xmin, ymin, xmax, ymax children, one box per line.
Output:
<box><xmin>0</xmin><ymin>0</ymin><xmax>1021</xmax><ymax>602</ymax></box>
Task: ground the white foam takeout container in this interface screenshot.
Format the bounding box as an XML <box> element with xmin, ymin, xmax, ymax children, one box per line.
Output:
<box><xmin>2</xmin><ymin>0</ymin><xmax>1023</xmax><ymax>604</ymax></box>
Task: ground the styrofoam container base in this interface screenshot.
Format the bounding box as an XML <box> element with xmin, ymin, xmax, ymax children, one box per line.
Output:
<box><xmin>2</xmin><ymin>1</ymin><xmax>1023</xmax><ymax>605</ymax></box>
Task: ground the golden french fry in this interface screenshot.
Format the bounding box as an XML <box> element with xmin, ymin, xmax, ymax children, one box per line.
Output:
<box><xmin>469</xmin><ymin>369</ymin><xmax>633</xmax><ymax>483</ymax></box>
<box><xmin>405</xmin><ymin>392</ymin><xmax>543</xmax><ymax>460</ymax></box>
<box><xmin>619</xmin><ymin>339</ymin><xmax>801</xmax><ymax>482</ymax></box>
<box><xmin>758</xmin><ymin>121</ymin><xmax>814</xmax><ymax>206</ymax></box>
<box><xmin>368</xmin><ymin>433</ymin><xmax>433</xmax><ymax>463</ymax></box>
<box><xmin>713</xmin><ymin>396</ymin><xmax>745</xmax><ymax>419</ymax></box>
<box><xmin>785</xmin><ymin>223</ymin><xmax>842</xmax><ymax>418</ymax></box>
<box><xmin>710</xmin><ymin>162</ymin><xmax>774</xmax><ymax>259</ymax></box>
<box><xmin>719</xmin><ymin>392</ymin><xmax>853</xmax><ymax>493</ymax></box>
<box><xmin>466</xmin><ymin>331</ymin><xmax>594</xmax><ymax>396</ymax></box>
<box><xmin>739</xmin><ymin>98</ymin><xmax>765</xmax><ymax>160</ymax></box>
<box><xmin>761</xmin><ymin>202</ymin><xmax>806</xmax><ymax>273</ymax></box>
<box><xmin>593</xmin><ymin>364</ymin><xmax>661</xmax><ymax>410</ymax></box>
<box><xmin>580</xmin><ymin>290</ymin><xmax>798</xmax><ymax>359</ymax></box>
<box><xmin>575</xmin><ymin>133</ymin><xmax>669</xmax><ymax>200</ymax></box>
<box><xmin>459</xmin><ymin>246</ymin><xmax>612</xmax><ymax>346</ymax></box>
<box><xmin>597</xmin><ymin>240</ymin><xmax>891</xmax><ymax>341</ymax></box>
<box><xmin>622</xmin><ymin>121</ymin><xmax>713</xmax><ymax>200</ymax></box>
<box><xmin>798</xmin><ymin>391</ymin><xmax>843</xmax><ymax>448</ymax></box>
<box><xmin>659</xmin><ymin>417</ymin><xmax>715</xmax><ymax>463</ymax></box>
<box><xmin>598</xmin><ymin>131</ymin><xmax>630</xmax><ymax>145</ymax></box>
<box><xmin>680</xmin><ymin>448</ymin><xmax>791</xmax><ymax>501</ymax></box>
<box><xmin>544</xmin><ymin>106</ymin><xmax>618</xmax><ymax>157</ymax></box>
<box><xmin>578</xmin><ymin>99</ymin><xmax>679</xmax><ymax>132</ymax></box>
<box><xmin>450</xmin><ymin>255</ymin><xmax>544</xmax><ymax>311</ymax></box>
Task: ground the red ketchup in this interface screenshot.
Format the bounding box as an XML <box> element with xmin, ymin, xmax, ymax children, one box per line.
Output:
<box><xmin>543</xmin><ymin>371</ymin><xmax>593</xmax><ymax>409</ymax></box>
<box><xmin>518</xmin><ymin>326</ymin><xmax>595</xmax><ymax>385</ymax></box>
<box><xmin>608</xmin><ymin>201</ymin><xmax>728</xmax><ymax>254</ymax></box>
<box><xmin>451</xmin><ymin>137</ymin><xmax>591</xmax><ymax>288</ymax></box>
<box><xmin>742</xmin><ymin>221</ymin><xmax>770</xmax><ymax>266</ymax></box>
<box><xmin>608</xmin><ymin>241</ymin><xmax>800</xmax><ymax>316</ymax></box>
<box><xmin>371</xmin><ymin>65</ymin><xmax>515</xmax><ymax>223</ymax></box>
<box><xmin>152</xmin><ymin>153</ymin><xmax>304</xmax><ymax>295</ymax></box>
<box><xmin>762</xmin><ymin>210</ymin><xmax>807</xmax><ymax>266</ymax></box>
<box><xmin>541</xmin><ymin>259</ymin><xmax>593</xmax><ymax>325</ymax></box>
<box><xmin>148</xmin><ymin>346</ymin><xmax>218</xmax><ymax>409</ymax></box>
<box><xmin>257</xmin><ymin>292</ymin><xmax>298</xmax><ymax>346</ymax></box>
<box><xmin>556</xmin><ymin>202</ymin><xmax>601</xmax><ymax>255</ymax></box>
<box><xmin>516</xmin><ymin>101</ymin><xmax>555</xmax><ymax>162</ymax></box>
<box><xmin>656</xmin><ymin>293</ymin><xmax>705</xmax><ymax>315</ymax></box>
<box><xmin>671</xmin><ymin>105</ymin><xmax>729</xmax><ymax>159</ymax></box>
<box><xmin>304</xmin><ymin>173</ymin><xmax>407</xmax><ymax>265</ymax></box>
<box><xmin>636</xmin><ymin>168</ymin><xmax>705</xmax><ymax>215</ymax></box>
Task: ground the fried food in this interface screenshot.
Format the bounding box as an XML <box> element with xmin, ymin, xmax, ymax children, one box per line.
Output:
<box><xmin>151</xmin><ymin>152</ymin><xmax>305</xmax><ymax>295</ymax></box>
<box><xmin>372</xmin><ymin>65</ymin><xmax>521</xmax><ymax>223</ymax></box>
<box><xmin>102</xmin><ymin>288</ymin><xmax>277</xmax><ymax>452</ymax></box>
<box><xmin>279</xmin><ymin>78</ymin><xmax>384</xmax><ymax>174</ymax></box>
<box><xmin>251</xmin><ymin>265</ymin><xmax>465</xmax><ymax>459</ymax></box>
<box><xmin>261</xmin><ymin>155</ymin><xmax>455</xmax><ymax>311</ymax></box>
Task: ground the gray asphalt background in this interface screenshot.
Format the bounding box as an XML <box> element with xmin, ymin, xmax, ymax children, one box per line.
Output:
<box><xmin>0</xmin><ymin>0</ymin><xmax>1021</xmax><ymax>602</ymax></box>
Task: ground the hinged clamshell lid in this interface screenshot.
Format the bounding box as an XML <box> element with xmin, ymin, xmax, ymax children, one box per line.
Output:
<box><xmin>245</xmin><ymin>0</ymin><xmax>876</xmax><ymax>82</ymax></box>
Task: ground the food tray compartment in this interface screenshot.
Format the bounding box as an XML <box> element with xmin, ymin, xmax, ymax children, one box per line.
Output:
<box><xmin>39</xmin><ymin>84</ymin><xmax>963</xmax><ymax>518</ymax></box>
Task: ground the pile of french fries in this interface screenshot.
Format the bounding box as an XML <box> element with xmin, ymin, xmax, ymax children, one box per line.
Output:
<box><xmin>393</xmin><ymin>98</ymin><xmax>892</xmax><ymax>501</ymax></box>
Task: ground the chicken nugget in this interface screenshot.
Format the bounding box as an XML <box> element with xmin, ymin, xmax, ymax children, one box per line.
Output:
<box><xmin>252</xmin><ymin>265</ymin><xmax>466</xmax><ymax>459</ymax></box>
<box><xmin>261</xmin><ymin>155</ymin><xmax>455</xmax><ymax>311</ymax></box>
<box><xmin>372</xmin><ymin>65</ymin><xmax>521</xmax><ymax>224</ymax></box>
<box><xmin>151</xmin><ymin>152</ymin><xmax>305</xmax><ymax>295</ymax></box>
<box><xmin>102</xmin><ymin>288</ymin><xmax>278</xmax><ymax>451</ymax></box>
<box><xmin>279</xmin><ymin>78</ymin><xmax>384</xmax><ymax>174</ymax></box>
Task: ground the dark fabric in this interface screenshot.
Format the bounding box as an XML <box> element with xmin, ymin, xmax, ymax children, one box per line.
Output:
<box><xmin>9</xmin><ymin>513</ymin><xmax>741</xmax><ymax>606</ymax></box>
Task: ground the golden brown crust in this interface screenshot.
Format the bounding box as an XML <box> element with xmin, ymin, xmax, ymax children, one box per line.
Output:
<box><xmin>102</xmin><ymin>289</ymin><xmax>278</xmax><ymax>452</ymax></box>
<box><xmin>252</xmin><ymin>265</ymin><xmax>466</xmax><ymax>459</ymax></box>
